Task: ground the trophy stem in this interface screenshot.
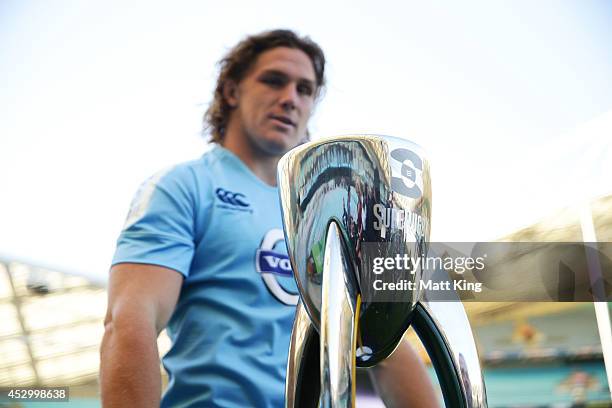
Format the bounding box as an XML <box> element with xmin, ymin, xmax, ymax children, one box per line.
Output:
<box><xmin>320</xmin><ymin>221</ymin><xmax>361</xmax><ymax>408</ymax></box>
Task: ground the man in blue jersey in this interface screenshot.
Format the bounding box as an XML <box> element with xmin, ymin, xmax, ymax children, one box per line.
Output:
<box><xmin>100</xmin><ymin>29</ymin><xmax>436</xmax><ymax>407</ymax></box>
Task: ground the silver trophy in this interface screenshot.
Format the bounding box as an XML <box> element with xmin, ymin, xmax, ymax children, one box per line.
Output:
<box><xmin>278</xmin><ymin>135</ymin><xmax>488</xmax><ymax>407</ymax></box>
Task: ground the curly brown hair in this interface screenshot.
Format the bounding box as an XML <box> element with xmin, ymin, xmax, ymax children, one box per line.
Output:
<box><xmin>204</xmin><ymin>29</ymin><xmax>326</xmax><ymax>143</ymax></box>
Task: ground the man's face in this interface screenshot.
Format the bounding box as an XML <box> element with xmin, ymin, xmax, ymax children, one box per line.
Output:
<box><xmin>225</xmin><ymin>47</ymin><xmax>317</xmax><ymax>156</ymax></box>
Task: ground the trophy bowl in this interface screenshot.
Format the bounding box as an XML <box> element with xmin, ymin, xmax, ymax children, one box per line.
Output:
<box><xmin>279</xmin><ymin>134</ymin><xmax>431</xmax><ymax>366</ymax></box>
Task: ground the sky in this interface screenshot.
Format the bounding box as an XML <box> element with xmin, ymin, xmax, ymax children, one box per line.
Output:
<box><xmin>1</xmin><ymin>0</ymin><xmax>611</xmax><ymax>283</ymax></box>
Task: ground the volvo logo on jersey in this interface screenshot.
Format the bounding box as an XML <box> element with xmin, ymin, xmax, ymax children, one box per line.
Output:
<box><xmin>215</xmin><ymin>187</ymin><xmax>252</xmax><ymax>212</ymax></box>
<box><xmin>258</xmin><ymin>251</ymin><xmax>292</xmax><ymax>277</ymax></box>
<box><xmin>256</xmin><ymin>229</ymin><xmax>299</xmax><ymax>306</ymax></box>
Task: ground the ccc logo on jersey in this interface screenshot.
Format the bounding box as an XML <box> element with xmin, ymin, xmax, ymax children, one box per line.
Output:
<box><xmin>390</xmin><ymin>148</ymin><xmax>423</xmax><ymax>199</ymax></box>
<box><xmin>215</xmin><ymin>188</ymin><xmax>250</xmax><ymax>207</ymax></box>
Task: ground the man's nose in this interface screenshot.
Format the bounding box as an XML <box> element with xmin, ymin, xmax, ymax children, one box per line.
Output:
<box><xmin>279</xmin><ymin>84</ymin><xmax>299</xmax><ymax>110</ymax></box>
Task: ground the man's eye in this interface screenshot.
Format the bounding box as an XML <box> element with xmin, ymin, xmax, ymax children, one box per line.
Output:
<box><xmin>261</xmin><ymin>77</ymin><xmax>284</xmax><ymax>87</ymax></box>
<box><xmin>298</xmin><ymin>84</ymin><xmax>314</xmax><ymax>96</ymax></box>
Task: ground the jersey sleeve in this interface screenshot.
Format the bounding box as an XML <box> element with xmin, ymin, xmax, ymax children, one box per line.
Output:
<box><xmin>111</xmin><ymin>165</ymin><xmax>198</xmax><ymax>277</ymax></box>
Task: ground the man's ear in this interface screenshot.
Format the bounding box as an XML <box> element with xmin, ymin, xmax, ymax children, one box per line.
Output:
<box><xmin>223</xmin><ymin>80</ymin><xmax>239</xmax><ymax>108</ymax></box>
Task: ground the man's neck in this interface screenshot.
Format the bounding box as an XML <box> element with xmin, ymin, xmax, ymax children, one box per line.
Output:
<box><xmin>222</xmin><ymin>134</ymin><xmax>280</xmax><ymax>187</ymax></box>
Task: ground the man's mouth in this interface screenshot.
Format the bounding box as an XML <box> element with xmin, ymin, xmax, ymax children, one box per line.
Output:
<box><xmin>269</xmin><ymin>114</ymin><xmax>296</xmax><ymax>127</ymax></box>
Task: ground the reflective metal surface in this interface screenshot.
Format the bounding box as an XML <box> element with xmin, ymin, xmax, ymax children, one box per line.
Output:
<box><xmin>415</xmin><ymin>282</ymin><xmax>488</xmax><ymax>407</ymax></box>
<box><xmin>279</xmin><ymin>135</ymin><xmax>487</xmax><ymax>407</ymax></box>
<box><xmin>286</xmin><ymin>301</ymin><xmax>319</xmax><ymax>408</ymax></box>
<box><xmin>279</xmin><ymin>135</ymin><xmax>431</xmax><ymax>366</ymax></box>
<box><xmin>320</xmin><ymin>222</ymin><xmax>361</xmax><ymax>407</ymax></box>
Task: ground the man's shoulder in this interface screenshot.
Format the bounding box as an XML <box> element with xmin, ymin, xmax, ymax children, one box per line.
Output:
<box><xmin>122</xmin><ymin>149</ymin><xmax>223</xmax><ymax>230</ymax></box>
<box><xmin>154</xmin><ymin>146</ymin><xmax>225</xmax><ymax>188</ymax></box>
<box><xmin>171</xmin><ymin>144</ymin><xmax>230</xmax><ymax>176</ymax></box>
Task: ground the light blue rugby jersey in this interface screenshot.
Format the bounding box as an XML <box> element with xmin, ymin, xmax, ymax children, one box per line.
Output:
<box><xmin>112</xmin><ymin>145</ymin><xmax>299</xmax><ymax>407</ymax></box>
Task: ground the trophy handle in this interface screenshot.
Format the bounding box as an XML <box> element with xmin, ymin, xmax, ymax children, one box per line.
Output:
<box><xmin>286</xmin><ymin>301</ymin><xmax>320</xmax><ymax>408</ymax></box>
<box><xmin>413</xmin><ymin>300</ymin><xmax>488</xmax><ymax>408</ymax></box>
